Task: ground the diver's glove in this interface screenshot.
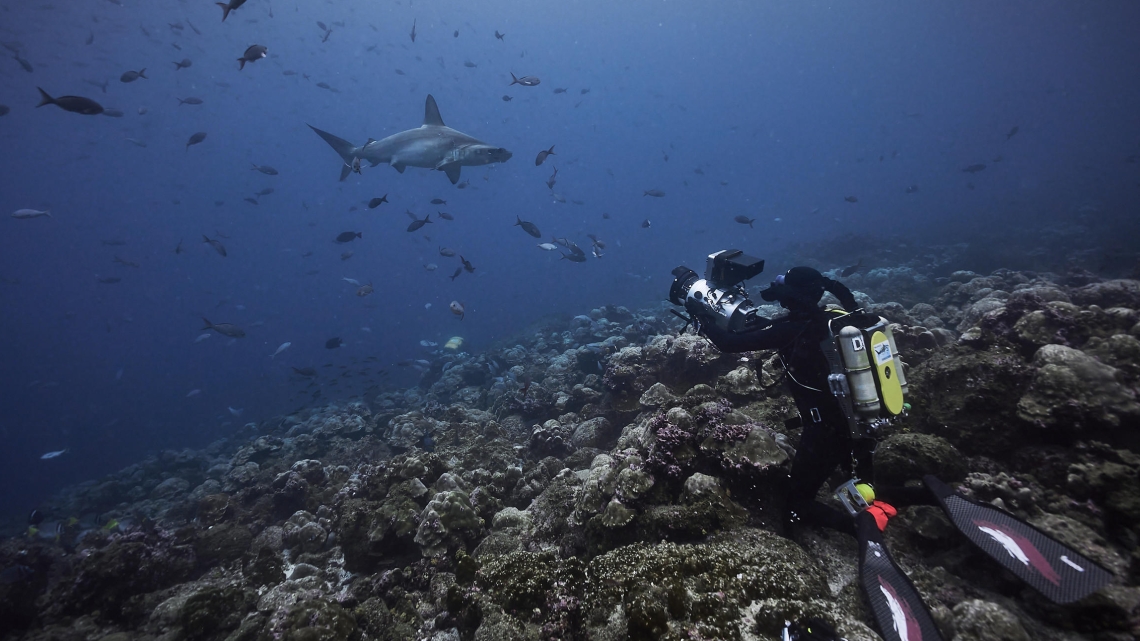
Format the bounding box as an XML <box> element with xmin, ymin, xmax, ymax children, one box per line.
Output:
<box><xmin>865</xmin><ymin>500</ymin><xmax>897</xmax><ymax>531</ymax></box>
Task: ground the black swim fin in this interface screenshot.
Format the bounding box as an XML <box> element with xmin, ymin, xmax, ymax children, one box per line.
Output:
<box><xmin>856</xmin><ymin>510</ymin><xmax>945</xmax><ymax>641</ymax></box>
<box><xmin>924</xmin><ymin>475</ymin><xmax>1112</xmax><ymax>604</ymax></box>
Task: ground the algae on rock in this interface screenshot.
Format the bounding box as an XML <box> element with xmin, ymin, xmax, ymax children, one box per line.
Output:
<box><xmin>1017</xmin><ymin>344</ymin><xmax>1140</xmax><ymax>437</ymax></box>
<box><xmin>415</xmin><ymin>490</ymin><xmax>484</xmax><ymax>557</ymax></box>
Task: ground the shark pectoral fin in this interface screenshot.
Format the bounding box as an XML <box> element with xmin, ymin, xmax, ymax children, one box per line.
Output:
<box><xmin>339</xmin><ymin>164</ymin><xmax>352</xmax><ymax>182</ymax></box>
<box><xmin>440</xmin><ymin>163</ymin><xmax>462</xmax><ymax>184</ymax></box>
<box><xmin>391</xmin><ymin>162</ymin><xmax>406</xmax><ymax>174</ymax></box>
<box><xmin>423</xmin><ymin>94</ymin><xmax>445</xmax><ymax>127</ymax></box>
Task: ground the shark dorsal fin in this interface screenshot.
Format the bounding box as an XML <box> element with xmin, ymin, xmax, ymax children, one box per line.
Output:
<box><xmin>423</xmin><ymin>94</ymin><xmax>445</xmax><ymax>127</ymax></box>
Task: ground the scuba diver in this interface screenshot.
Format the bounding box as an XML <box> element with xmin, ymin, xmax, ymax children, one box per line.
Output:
<box><xmin>669</xmin><ymin>250</ymin><xmax>1111</xmax><ymax>641</ymax></box>
<box><xmin>675</xmin><ymin>258</ymin><xmax>896</xmax><ymax>536</ymax></box>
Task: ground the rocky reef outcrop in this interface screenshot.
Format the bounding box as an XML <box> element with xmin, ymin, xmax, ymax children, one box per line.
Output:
<box><xmin>2</xmin><ymin>276</ymin><xmax>1139</xmax><ymax>641</ymax></box>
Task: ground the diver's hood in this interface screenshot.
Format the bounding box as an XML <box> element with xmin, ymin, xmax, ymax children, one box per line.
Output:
<box><xmin>760</xmin><ymin>267</ymin><xmax>826</xmax><ymax>309</ymax></box>
<box><xmin>760</xmin><ymin>266</ymin><xmax>858</xmax><ymax>311</ymax></box>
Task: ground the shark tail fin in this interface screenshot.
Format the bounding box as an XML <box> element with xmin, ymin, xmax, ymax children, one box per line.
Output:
<box><xmin>308</xmin><ymin>124</ymin><xmax>359</xmax><ymax>167</ymax></box>
<box><xmin>424</xmin><ymin>95</ymin><xmax>445</xmax><ymax>127</ymax></box>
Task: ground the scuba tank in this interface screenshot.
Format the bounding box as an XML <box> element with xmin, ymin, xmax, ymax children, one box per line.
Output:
<box><xmin>837</xmin><ymin>326</ymin><xmax>879</xmax><ymax>417</ymax></box>
<box><xmin>819</xmin><ymin>311</ymin><xmax>908</xmax><ymax>439</ymax></box>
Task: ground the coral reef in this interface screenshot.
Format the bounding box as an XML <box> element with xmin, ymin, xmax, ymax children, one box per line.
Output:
<box><xmin>2</xmin><ymin>273</ymin><xmax>1139</xmax><ymax>641</ymax></box>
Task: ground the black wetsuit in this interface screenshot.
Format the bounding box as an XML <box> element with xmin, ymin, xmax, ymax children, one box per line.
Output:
<box><xmin>698</xmin><ymin>306</ymin><xmax>873</xmax><ymax>536</ymax></box>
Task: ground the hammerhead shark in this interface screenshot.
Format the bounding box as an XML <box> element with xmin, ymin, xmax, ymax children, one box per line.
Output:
<box><xmin>308</xmin><ymin>95</ymin><xmax>512</xmax><ymax>183</ymax></box>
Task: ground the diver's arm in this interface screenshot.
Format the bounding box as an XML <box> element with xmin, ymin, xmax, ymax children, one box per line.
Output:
<box><xmin>695</xmin><ymin>316</ymin><xmax>805</xmax><ymax>353</ymax></box>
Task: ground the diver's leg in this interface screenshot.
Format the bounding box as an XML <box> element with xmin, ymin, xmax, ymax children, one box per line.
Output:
<box><xmin>786</xmin><ymin>422</ymin><xmax>856</xmax><ymax>536</ymax></box>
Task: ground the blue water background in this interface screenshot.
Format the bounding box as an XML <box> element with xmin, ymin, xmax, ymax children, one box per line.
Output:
<box><xmin>1</xmin><ymin>0</ymin><xmax>1138</xmax><ymax>519</ymax></box>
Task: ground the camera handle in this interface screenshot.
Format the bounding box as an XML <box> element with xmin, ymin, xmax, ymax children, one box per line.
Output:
<box><xmin>669</xmin><ymin>308</ymin><xmax>699</xmax><ymax>335</ymax></box>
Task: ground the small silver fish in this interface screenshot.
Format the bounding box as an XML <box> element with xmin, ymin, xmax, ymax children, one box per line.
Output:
<box><xmin>40</xmin><ymin>449</ymin><xmax>67</xmax><ymax>460</ymax></box>
<box><xmin>119</xmin><ymin>68</ymin><xmax>147</xmax><ymax>83</ymax></box>
<box><xmin>238</xmin><ymin>44</ymin><xmax>266</xmax><ymax>70</ymax></box>
<box><xmin>270</xmin><ymin>342</ymin><xmax>292</xmax><ymax>358</ymax></box>
<box><xmin>201</xmin><ymin>317</ymin><xmax>245</xmax><ymax>338</ymax></box>
<box><xmin>12</xmin><ymin>208</ymin><xmax>51</xmax><ymax>219</ymax></box>
<box><xmin>509</xmin><ymin>72</ymin><xmax>540</xmax><ymax>86</ymax></box>
<box><xmin>202</xmin><ymin>235</ymin><xmax>226</xmax><ymax>256</ymax></box>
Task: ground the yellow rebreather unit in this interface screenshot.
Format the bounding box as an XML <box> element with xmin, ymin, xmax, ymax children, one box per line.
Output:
<box><xmin>868</xmin><ymin>329</ymin><xmax>905</xmax><ymax>416</ymax></box>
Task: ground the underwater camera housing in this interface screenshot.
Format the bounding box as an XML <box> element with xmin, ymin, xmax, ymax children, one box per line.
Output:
<box><xmin>669</xmin><ymin>249</ymin><xmax>766</xmax><ymax>333</ymax></box>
